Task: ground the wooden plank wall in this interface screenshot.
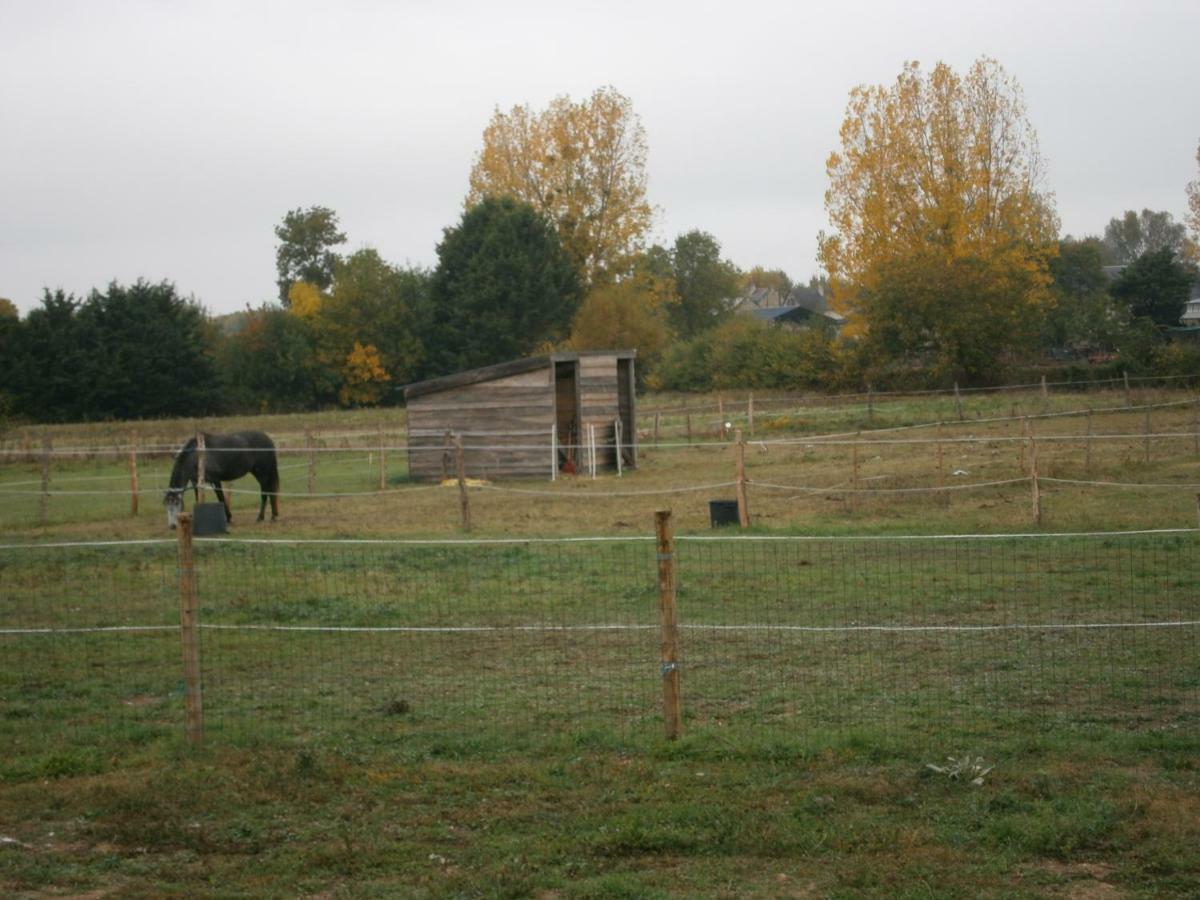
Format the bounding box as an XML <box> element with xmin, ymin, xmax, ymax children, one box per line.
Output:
<box><xmin>407</xmin><ymin>368</ymin><xmax>555</xmax><ymax>480</ymax></box>
<box><xmin>579</xmin><ymin>355</ymin><xmax>619</xmax><ymax>470</ymax></box>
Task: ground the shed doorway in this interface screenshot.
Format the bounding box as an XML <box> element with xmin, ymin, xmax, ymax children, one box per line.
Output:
<box><xmin>554</xmin><ymin>360</ymin><xmax>580</xmax><ymax>471</ymax></box>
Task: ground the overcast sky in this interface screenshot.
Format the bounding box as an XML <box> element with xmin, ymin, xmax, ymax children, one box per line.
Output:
<box><xmin>2</xmin><ymin>0</ymin><xmax>1197</xmax><ymax>316</ymax></box>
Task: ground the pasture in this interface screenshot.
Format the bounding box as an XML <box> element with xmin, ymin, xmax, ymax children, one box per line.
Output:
<box><xmin>2</xmin><ymin>380</ymin><xmax>1199</xmax><ymax>897</ymax></box>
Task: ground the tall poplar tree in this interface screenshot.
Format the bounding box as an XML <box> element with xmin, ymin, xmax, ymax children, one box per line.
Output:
<box><xmin>466</xmin><ymin>86</ymin><xmax>653</xmax><ymax>288</ymax></box>
<box><xmin>819</xmin><ymin>57</ymin><xmax>1059</xmax><ymax>380</ymax></box>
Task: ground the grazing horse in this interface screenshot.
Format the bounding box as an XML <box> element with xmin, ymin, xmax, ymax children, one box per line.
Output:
<box><xmin>164</xmin><ymin>431</ymin><xmax>280</xmax><ymax>529</ymax></box>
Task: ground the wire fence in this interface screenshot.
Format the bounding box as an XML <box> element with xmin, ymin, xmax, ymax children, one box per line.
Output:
<box><xmin>2</xmin><ymin>525</ymin><xmax>1197</xmax><ymax>762</ymax></box>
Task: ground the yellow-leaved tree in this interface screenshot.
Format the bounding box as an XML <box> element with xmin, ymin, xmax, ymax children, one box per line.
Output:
<box><xmin>568</xmin><ymin>264</ymin><xmax>675</xmax><ymax>373</ymax></box>
<box><xmin>819</xmin><ymin>57</ymin><xmax>1059</xmax><ymax>380</ymax></box>
<box><xmin>287</xmin><ymin>282</ymin><xmax>323</xmax><ymax>318</ymax></box>
<box><xmin>467</xmin><ymin>86</ymin><xmax>654</xmax><ymax>288</ymax></box>
<box><xmin>338</xmin><ymin>341</ymin><xmax>391</xmax><ymax>407</ymax></box>
<box><xmin>1187</xmin><ymin>139</ymin><xmax>1200</xmax><ymax>262</ymax></box>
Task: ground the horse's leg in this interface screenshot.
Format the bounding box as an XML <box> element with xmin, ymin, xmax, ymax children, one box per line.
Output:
<box><xmin>256</xmin><ymin>479</ymin><xmax>267</xmax><ymax>522</ymax></box>
<box><xmin>212</xmin><ymin>482</ymin><xmax>231</xmax><ymax>522</ymax></box>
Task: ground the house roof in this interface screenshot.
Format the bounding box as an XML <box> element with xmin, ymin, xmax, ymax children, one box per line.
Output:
<box><xmin>750</xmin><ymin>305</ymin><xmax>845</xmax><ymax>326</ymax></box>
<box><xmin>402</xmin><ymin>350</ymin><xmax>636</xmax><ymax>401</ymax></box>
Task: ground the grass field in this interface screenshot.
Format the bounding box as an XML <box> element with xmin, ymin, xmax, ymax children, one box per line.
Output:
<box><xmin>2</xmin><ymin>384</ymin><xmax>1199</xmax><ymax>897</ymax></box>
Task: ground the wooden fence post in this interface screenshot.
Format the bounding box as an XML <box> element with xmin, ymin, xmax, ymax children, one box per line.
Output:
<box><xmin>1030</xmin><ymin>431</ymin><xmax>1042</xmax><ymax>526</ymax></box>
<box><xmin>39</xmin><ymin>436</ymin><xmax>51</xmax><ymax>525</ymax></box>
<box><xmin>129</xmin><ymin>432</ymin><xmax>139</xmax><ymax>517</ymax></box>
<box><xmin>455</xmin><ymin>435</ymin><xmax>471</xmax><ymax>533</ymax></box>
<box><xmin>867</xmin><ymin>385</ymin><xmax>875</xmax><ymax>424</ymax></box>
<box><xmin>195</xmin><ymin>432</ymin><xmax>207</xmax><ymax>504</ymax></box>
<box><xmin>378</xmin><ymin>427</ymin><xmax>387</xmax><ymax>491</ymax></box>
<box><xmin>654</xmin><ymin>510</ymin><xmax>683</xmax><ymax>741</ymax></box>
<box><xmin>1143</xmin><ymin>405</ymin><xmax>1151</xmax><ymax>465</ymax></box>
<box><xmin>306</xmin><ymin>427</ymin><xmax>315</xmax><ymax>495</ymax></box>
<box><xmin>175</xmin><ymin>512</ymin><xmax>204</xmax><ymax>746</ymax></box>
<box><xmin>747</xmin><ymin>393</ymin><xmax>755</xmax><ymax>438</ymax></box>
<box><xmin>735</xmin><ymin>429</ymin><xmax>750</xmax><ymax>527</ymax></box>
<box><xmin>954</xmin><ymin>382</ymin><xmax>964</xmax><ymax>421</ymax></box>
<box><xmin>686</xmin><ymin>412</ymin><xmax>692</xmax><ymax>445</ymax></box>
<box><xmin>1123</xmin><ymin>371</ymin><xmax>1132</xmax><ymax>408</ymax></box>
<box><xmin>1084</xmin><ymin>408</ymin><xmax>1093</xmax><ymax>474</ymax></box>
<box><xmin>654</xmin><ymin>412</ymin><xmax>661</xmax><ymax>445</ymax></box>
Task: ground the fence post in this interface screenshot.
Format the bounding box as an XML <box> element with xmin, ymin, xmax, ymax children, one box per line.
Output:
<box><xmin>1143</xmin><ymin>405</ymin><xmax>1151</xmax><ymax>465</ymax></box>
<box><xmin>455</xmin><ymin>435</ymin><xmax>471</xmax><ymax>533</ymax></box>
<box><xmin>851</xmin><ymin>435</ymin><xmax>861</xmax><ymax>514</ymax></box>
<box><xmin>614</xmin><ymin>418</ymin><xmax>623</xmax><ymax>477</ymax></box>
<box><xmin>867</xmin><ymin>384</ymin><xmax>875</xmax><ymax>424</ymax></box>
<box><xmin>442</xmin><ymin>430</ymin><xmax>453</xmax><ymax>481</ymax></box>
<box><xmin>129</xmin><ymin>432</ymin><xmax>139</xmax><ymax>516</ymax></box>
<box><xmin>1030</xmin><ymin>431</ymin><xmax>1042</xmax><ymax>526</ymax></box>
<box><xmin>686</xmin><ymin>412</ymin><xmax>692</xmax><ymax>445</ymax></box>
<box><xmin>954</xmin><ymin>382</ymin><xmax>963</xmax><ymax>421</ymax></box>
<box><xmin>1194</xmin><ymin>399</ymin><xmax>1199</xmax><ymax>457</ymax></box>
<box><xmin>175</xmin><ymin>512</ymin><xmax>204</xmax><ymax>746</ymax></box>
<box><xmin>1041</xmin><ymin>374</ymin><xmax>1048</xmax><ymax>402</ymax></box>
<box><xmin>654</xmin><ymin>412</ymin><xmax>661</xmax><ymax>445</ymax></box>
<box><xmin>1084</xmin><ymin>408</ymin><xmax>1093</xmax><ymax>474</ymax></box>
<box><xmin>1124</xmin><ymin>371</ymin><xmax>1132</xmax><ymax>408</ymax></box>
<box><xmin>654</xmin><ymin>510</ymin><xmax>683</xmax><ymax>741</ymax></box>
<box><xmin>39</xmin><ymin>436</ymin><xmax>51</xmax><ymax>524</ymax></box>
<box><xmin>735</xmin><ymin>429</ymin><xmax>750</xmax><ymax>527</ymax></box>
<box><xmin>551</xmin><ymin>423</ymin><xmax>558</xmax><ymax>481</ymax></box>
<box><xmin>195</xmin><ymin>432</ymin><xmax>207</xmax><ymax>504</ymax></box>
<box><xmin>306</xmin><ymin>428</ymin><xmax>315</xmax><ymax>495</ymax></box>
<box><xmin>378</xmin><ymin>427</ymin><xmax>387</xmax><ymax>491</ymax></box>
<box><xmin>748</xmin><ymin>393</ymin><xmax>755</xmax><ymax>438</ymax></box>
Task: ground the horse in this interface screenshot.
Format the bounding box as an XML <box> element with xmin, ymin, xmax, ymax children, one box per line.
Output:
<box><xmin>164</xmin><ymin>430</ymin><xmax>280</xmax><ymax>529</ymax></box>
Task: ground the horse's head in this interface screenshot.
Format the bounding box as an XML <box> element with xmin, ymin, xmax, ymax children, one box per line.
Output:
<box><xmin>164</xmin><ymin>487</ymin><xmax>184</xmax><ymax>529</ymax></box>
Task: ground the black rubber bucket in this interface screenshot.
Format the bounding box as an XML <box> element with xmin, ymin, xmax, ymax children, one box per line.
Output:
<box><xmin>709</xmin><ymin>499</ymin><xmax>740</xmax><ymax>527</ymax></box>
<box><xmin>193</xmin><ymin>502</ymin><xmax>228</xmax><ymax>536</ymax></box>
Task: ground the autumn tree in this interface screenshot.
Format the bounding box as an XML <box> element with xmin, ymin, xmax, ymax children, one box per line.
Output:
<box><xmin>740</xmin><ymin>267</ymin><xmax>793</xmax><ymax>298</ymax></box>
<box><xmin>426</xmin><ymin>197</ymin><xmax>580</xmax><ymax>375</ymax></box>
<box><xmin>1102</xmin><ymin>209</ymin><xmax>1188</xmax><ymax>264</ymax></box>
<box><xmin>466</xmin><ymin>86</ymin><xmax>653</xmax><ymax>288</ymax></box>
<box><xmin>568</xmin><ymin>260</ymin><xmax>675</xmax><ymax>374</ymax></box>
<box><xmin>819</xmin><ymin>57</ymin><xmax>1058</xmax><ymax>381</ymax></box>
<box><xmin>274</xmin><ymin>205</ymin><xmax>347</xmax><ymax>303</ymax></box>
<box><xmin>1187</xmin><ymin>140</ymin><xmax>1200</xmax><ymax>261</ymax></box>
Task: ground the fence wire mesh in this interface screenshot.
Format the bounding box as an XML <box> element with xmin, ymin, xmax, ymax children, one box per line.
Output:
<box><xmin>2</xmin><ymin>531</ymin><xmax>1197</xmax><ymax>759</ymax></box>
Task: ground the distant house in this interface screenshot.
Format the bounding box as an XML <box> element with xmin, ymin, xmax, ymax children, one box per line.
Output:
<box><xmin>730</xmin><ymin>282</ymin><xmax>844</xmax><ymax>331</ymax></box>
<box><xmin>1180</xmin><ymin>283</ymin><xmax>1200</xmax><ymax>326</ymax></box>
<box><xmin>749</xmin><ymin>305</ymin><xmax>844</xmax><ymax>331</ymax></box>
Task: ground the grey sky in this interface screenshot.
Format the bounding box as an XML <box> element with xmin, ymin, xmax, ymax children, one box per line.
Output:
<box><xmin>2</xmin><ymin>0</ymin><xmax>1197</xmax><ymax>316</ymax></box>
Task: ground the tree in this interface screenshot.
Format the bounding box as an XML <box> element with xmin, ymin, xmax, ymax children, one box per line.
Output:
<box><xmin>568</xmin><ymin>264</ymin><xmax>675</xmax><ymax>376</ymax></box>
<box><xmin>322</xmin><ymin>249</ymin><xmax>429</xmax><ymax>391</ymax></box>
<box><xmin>662</xmin><ymin>231</ymin><xmax>741</xmax><ymax>339</ymax></box>
<box><xmin>274</xmin><ymin>206</ymin><xmax>347</xmax><ymax>303</ymax></box>
<box><xmin>1042</xmin><ymin>237</ymin><xmax>1125</xmax><ymax>351</ymax></box>
<box><xmin>466</xmin><ymin>86</ymin><xmax>653</xmax><ymax>288</ymax></box>
<box><xmin>426</xmin><ymin>197</ymin><xmax>581</xmax><ymax>375</ymax></box>
<box><xmin>1101</xmin><ymin>209</ymin><xmax>1187</xmax><ymax>264</ymax></box>
<box><xmin>1187</xmin><ymin>140</ymin><xmax>1200</xmax><ymax>261</ymax></box>
<box><xmin>216</xmin><ymin>305</ymin><xmax>333</xmax><ymax>411</ymax></box>
<box><xmin>740</xmin><ymin>267</ymin><xmax>793</xmax><ymax>298</ymax></box>
<box><xmin>76</xmin><ymin>280</ymin><xmax>221</xmax><ymax>419</ymax></box>
<box><xmin>1109</xmin><ymin>248</ymin><xmax>1197</xmax><ymax>327</ymax></box>
<box><xmin>818</xmin><ymin>57</ymin><xmax>1058</xmax><ymax>381</ymax></box>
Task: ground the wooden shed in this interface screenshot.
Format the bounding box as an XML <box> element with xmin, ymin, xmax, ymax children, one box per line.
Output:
<box><xmin>403</xmin><ymin>350</ymin><xmax>637</xmax><ymax>481</ymax></box>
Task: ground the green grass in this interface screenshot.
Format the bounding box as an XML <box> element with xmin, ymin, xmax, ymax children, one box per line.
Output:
<box><xmin>2</xmin><ymin>387</ymin><xmax>1199</xmax><ymax>896</ymax></box>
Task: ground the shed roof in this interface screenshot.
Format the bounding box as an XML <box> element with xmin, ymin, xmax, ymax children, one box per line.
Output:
<box><xmin>403</xmin><ymin>350</ymin><xmax>637</xmax><ymax>401</ymax></box>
